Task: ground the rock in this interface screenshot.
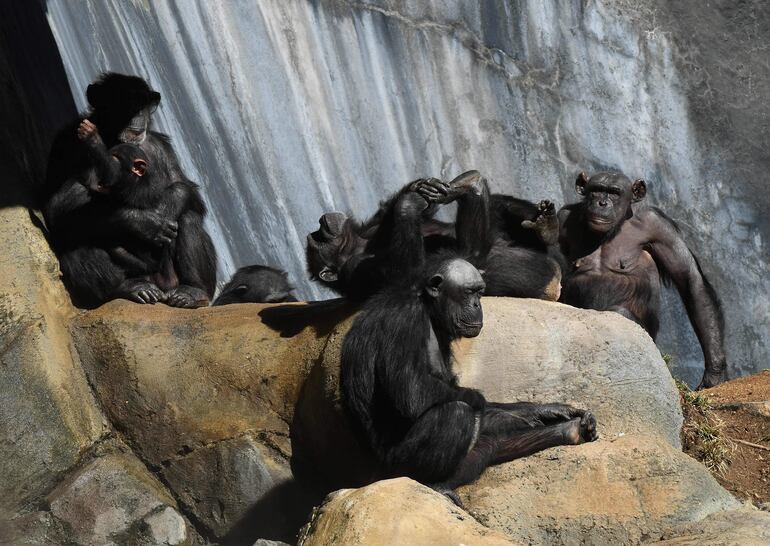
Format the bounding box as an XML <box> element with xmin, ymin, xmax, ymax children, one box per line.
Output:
<box><xmin>161</xmin><ymin>434</ymin><xmax>295</xmax><ymax>540</ymax></box>
<box><xmin>461</xmin><ymin>434</ymin><xmax>738</xmax><ymax>545</ymax></box>
<box><xmin>71</xmin><ymin>301</ymin><xmax>334</xmax><ymax>540</ymax></box>
<box><xmin>296</xmin><ymin>297</ymin><xmax>738</xmax><ymax>544</ymax></box>
<box><xmin>453</xmin><ymin>298</ymin><xmax>684</xmax><ymax>447</ymax></box>
<box><xmin>298</xmin><ymin>478</ymin><xmax>519</xmax><ymax>546</ymax></box>
<box><xmin>0</xmin><ymin>207</ymin><xmax>106</xmax><ymax>516</ymax></box>
<box><xmin>654</xmin><ymin>506</ymin><xmax>770</xmax><ymax>545</ymax></box>
<box><xmin>46</xmin><ymin>449</ymin><xmax>190</xmax><ymax>545</ymax></box>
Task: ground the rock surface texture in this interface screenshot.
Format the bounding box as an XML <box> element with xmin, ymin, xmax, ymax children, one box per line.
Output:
<box><xmin>298</xmin><ymin>478</ymin><xmax>520</xmax><ymax>546</ymax></box>
<box><xmin>0</xmin><ymin>203</ymin><xmax>764</xmax><ymax>545</ymax></box>
<box><xmin>42</xmin><ymin>0</ymin><xmax>770</xmax><ymax>385</ymax></box>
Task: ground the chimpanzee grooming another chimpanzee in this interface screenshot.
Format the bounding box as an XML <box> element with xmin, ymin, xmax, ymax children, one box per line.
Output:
<box><xmin>45</xmin><ymin>121</ymin><xmax>216</xmax><ymax>307</ymax></box>
<box><xmin>44</xmin><ymin>73</ymin><xmax>216</xmax><ymax>308</ymax></box>
<box><xmin>341</xmin><ymin>187</ymin><xmax>597</xmax><ymax>504</ymax></box>
<box><xmin>212</xmin><ymin>265</ymin><xmax>297</xmax><ymax>305</ymax></box>
<box><xmin>558</xmin><ymin>172</ymin><xmax>729</xmax><ymax>388</ymax></box>
<box><xmin>306</xmin><ymin>171</ymin><xmax>562</xmax><ymax>301</ymax></box>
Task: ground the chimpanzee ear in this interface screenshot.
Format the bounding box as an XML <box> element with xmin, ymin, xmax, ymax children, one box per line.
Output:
<box><xmin>131</xmin><ymin>158</ymin><xmax>147</xmax><ymax>177</ymax></box>
<box><xmin>575</xmin><ymin>172</ymin><xmax>590</xmax><ymax>195</ymax></box>
<box><xmin>632</xmin><ymin>179</ymin><xmax>647</xmax><ymax>202</ymax></box>
<box><xmin>425</xmin><ymin>274</ymin><xmax>443</xmax><ymax>298</ymax></box>
<box><xmin>319</xmin><ymin>267</ymin><xmax>338</xmax><ymax>283</ymax></box>
<box><xmin>234</xmin><ymin>284</ymin><xmax>249</xmax><ymax>296</ymax></box>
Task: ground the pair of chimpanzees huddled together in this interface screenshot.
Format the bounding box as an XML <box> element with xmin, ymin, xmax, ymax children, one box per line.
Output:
<box><xmin>43</xmin><ymin>73</ymin><xmax>295</xmax><ymax>308</ymax></box>
<box><xmin>43</xmin><ymin>72</ymin><xmax>728</xmax><ymax>503</ymax></box>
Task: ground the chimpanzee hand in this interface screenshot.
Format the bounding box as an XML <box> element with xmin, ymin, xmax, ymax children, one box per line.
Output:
<box><xmin>521</xmin><ymin>199</ymin><xmax>559</xmax><ymax>245</ymax></box>
<box><xmin>696</xmin><ymin>368</ymin><xmax>728</xmax><ymax>390</ymax></box>
<box><xmin>458</xmin><ymin>387</ymin><xmax>486</xmax><ymax>410</ymax></box>
<box><xmin>410</xmin><ymin>178</ymin><xmax>449</xmax><ymax>204</ymax></box>
<box><xmin>166</xmin><ymin>285</ymin><xmax>210</xmax><ymax>308</ymax></box>
<box><xmin>77</xmin><ymin>119</ymin><xmax>104</xmax><ymax>148</ymax></box>
<box><xmin>131</xmin><ymin>210</ymin><xmax>179</xmax><ymax>247</ymax></box>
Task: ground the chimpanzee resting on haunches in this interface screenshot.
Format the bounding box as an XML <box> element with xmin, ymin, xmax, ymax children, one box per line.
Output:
<box><xmin>307</xmin><ymin>171</ymin><xmax>562</xmax><ymax>301</ymax></box>
<box><xmin>558</xmin><ymin>172</ymin><xmax>729</xmax><ymax>389</ymax></box>
<box><xmin>212</xmin><ymin>265</ymin><xmax>297</xmax><ymax>305</ymax></box>
<box><xmin>341</xmin><ymin>188</ymin><xmax>597</xmax><ymax>504</ymax></box>
<box><xmin>44</xmin><ymin>73</ymin><xmax>216</xmax><ymax>308</ymax></box>
<box><xmin>45</xmin><ymin>123</ymin><xmax>216</xmax><ymax>308</ymax></box>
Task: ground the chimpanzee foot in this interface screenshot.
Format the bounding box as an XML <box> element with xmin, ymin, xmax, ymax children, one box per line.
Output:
<box><xmin>116</xmin><ymin>280</ymin><xmax>164</xmax><ymax>304</ymax></box>
<box><xmin>564</xmin><ymin>411</ymin><xmax>598</xmax><ymax>444</ymax></box>
<box><xmin>166</xmin><ymin>285</ymin><xmax>210</xmax><ymax>308</ymax></box>
<box><xmin>429</xmin><ymin>484</ymin><xmax>465</xmax><ymax>509</ymax></box>
<box><xmin>448</xmin><ymin>170</ymin><xmax>483</xmax><ymax>196</ymax></box>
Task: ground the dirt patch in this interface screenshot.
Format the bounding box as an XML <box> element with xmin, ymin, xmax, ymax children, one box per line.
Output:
<box><xmin>680</xmin><ymin>370</ymin><xmax>770</xmax><ymax>507</ymax></box>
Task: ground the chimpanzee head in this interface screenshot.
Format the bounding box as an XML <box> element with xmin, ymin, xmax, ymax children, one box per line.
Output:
<box><xmin>86</xmin><ymin>72</ymin><xmax>161</xmax><ymax>145</ymax></box>
<box><xmin>306</xmin><ymin>212</ymin><xmax>359</xmax><ymax>288</ymax></box>
<box><xmin>576</xmin><ymin>172</ymin><xmax>646</xmax><ymax>234</ymax></box>
<box><xmin>424</xmin><ymin>258</ymin><xmax>485</xmax><ymax>339</ymax></box>
<box><xmin>92</xmin><ymin>143</ymin><xmax>149</xmax><ymax>196</ymax></box>
<box><xmin>212</xmin><ymin>265</ymin><xmax>297</xmax><ymax>305</ymax></box>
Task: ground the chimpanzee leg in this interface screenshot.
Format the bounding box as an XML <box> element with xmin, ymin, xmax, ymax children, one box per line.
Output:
<box><xmin>168</xmin><ymin>211</ymin><xmax>217</xmax><ymax>307</ymax></box>
<box><xmin>385</xmin><ymin>401</ymin><xmax>477</xmax><ymax>485</ymax></box>
<box><xmin>60</xmin><ymin>247</ymin><xmax>164</xmax><ymax>307</ymax></box>
<box><xmin>483</xmin><ymin>244</ymin><xmax>562</xmax><ymax>300</ymax></box>
<box><xmin>487</xmin><ymin>401</ymin><xmax>586</xmax><ymax>425</ymax></box>
<box><xmin>59</xmin><ymin>247</ymin><xmax>125</xmax><ymax>308</ymax></box>
<box><xmin>438</xmin><ymin>406</ymin><xmax>597</xmax><ymax>491</ymax></box>
<box><xmin>452</xmin><ymin>172</ymin><xmax>493</xmax><ymax>261</ymax></box>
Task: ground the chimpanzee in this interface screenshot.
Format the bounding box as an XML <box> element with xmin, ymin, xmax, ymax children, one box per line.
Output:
<box><xmin>212</xmin><ymin>265</ymin><xmax>297</xmax><ymax>305</ymax></box>
<box><xmin>45</xmin><ymin>121</ymin><xmax>216</xmax><ymax>307</ymax></box>
<box><xmin>306</xmin><ymin>171</ymin><xmax>562</xmax><ymax>302</ymax></box>
<box><xmin>341</xmin><ymin>188</ymin><xmax>597</xmax><ymax>504</ymax></box>
<box><xmin>558</xmin><ymin>172</ymin><xmax>729</xmax><ymax>389</ymax></box>
<box><xmin>44</xmin><ymin>73</ymin><xmax>217</xmax><ymax>308</ymax></box>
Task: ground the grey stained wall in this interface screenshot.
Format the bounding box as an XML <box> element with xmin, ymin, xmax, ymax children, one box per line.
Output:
<box><xmin>44</xmin><ymin>0</ymin><xmax>768</xmax><ymax>385</ymax></box>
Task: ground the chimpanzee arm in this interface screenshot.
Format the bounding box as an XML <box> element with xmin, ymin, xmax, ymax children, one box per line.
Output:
<box><xmin>493</xmin><ymin>195</ymin><xmax>560</xmax><ymax>249</ymax></box>
<box><xmin>451</xmin><ymin>172</ymin><xmax>493</xmax><ymax>262</ymax></box>
<box><xmin>44</xmin><ymin>178</ymin><xmax>92</xmax><ymax>231</ymax></box>
<box><xmin>645</xmin><ymin>208</ymin><xmax>728</xmax><ymax>388</ymax></box>
<box><xmin>171</xmin><ymin>189</ymin><xmax>217</xmax><ymax>299</ymax></box>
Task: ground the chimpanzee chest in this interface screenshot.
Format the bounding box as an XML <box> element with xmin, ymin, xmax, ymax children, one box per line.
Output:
<box><xmin>572</xmin><ymin>244</ymin><xmax>655</xmax><ymax>276</ymax></box>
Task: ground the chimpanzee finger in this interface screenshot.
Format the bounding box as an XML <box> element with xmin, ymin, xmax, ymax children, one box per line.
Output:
<box><xmin>424</xmin><ymin>178</ymin><xmax>449</xmax><ymax>194</ymax></box>
<box><xmin>521</xmin><ymin>220</ymin><xmax>535</xmax><ymax>230</ymax></box>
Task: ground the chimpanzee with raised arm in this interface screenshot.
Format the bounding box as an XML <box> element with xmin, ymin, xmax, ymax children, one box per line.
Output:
<box><xmin>558</xmin><ymin>172</ymin><xmax>728</xmax><ymax>389</ymax></box>
<box><xmin>341</xmin><ymin>185</ymin><xmax>597</xmax><ymax>505</ymax></box>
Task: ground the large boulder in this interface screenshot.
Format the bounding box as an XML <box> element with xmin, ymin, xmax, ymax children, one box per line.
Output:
<box><xmin>297</xmin><ymin>297</ymin><xmax>736</xmax><ymax>545</ymax></box>
<box><xmin>298</xmin><ymin>478</ymin><xmax>519</xmax><ymax>546</ymax></box>
<box><xmin>70</xmin><ymin>301</ymin><xmax>334</xmax><ymax>541</ymax></box>
<box><xmin>0</xmin><ymin>207</ymin><xmax>106</xmax><ymax>517</ymax></box>
<box><xmin>654</xmin><ymin>506</ymin><xmax>770</xmax><ymax>545</ymax></box>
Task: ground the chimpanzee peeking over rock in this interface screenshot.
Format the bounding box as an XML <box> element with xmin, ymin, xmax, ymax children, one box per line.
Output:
<box><xmin>212</xmin><ymin>265</ymin><xmax>297</xmax><ymax>305</ymax></box>
<box><xmin>558</xmin><ymin>172</ymin><xmax>729</xmax><ymax>389</ymax></box>
<box><xmin>44</xmin><ymin>73</ymin><xmax>216</xmax><ymax>308</ymax></box>
<box><xmin>341</xmin><ymin>188</ymin><xmax>597</xmax><ymax>505</ymax></box>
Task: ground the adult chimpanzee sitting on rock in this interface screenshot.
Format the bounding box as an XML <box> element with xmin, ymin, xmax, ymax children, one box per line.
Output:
<box><xmin>307</xmin><ymin>171</ymin><xmax>562</xmax><ymax>302</ymax></box>
<box><xmin>44</xmin><ymin>73</ymin><xmax>216</xmax><ymax>308</ymax></box>
<box><xmin>45</xmin><ymin>122</ymin><xmax>216</xmax><ymax>307</ymax></box>
<box><xmin>341</xmin><ymin>187</ymin><xmax>597</xmax><ymax>505</ymax></box>
<box><xmin>212</xmin><ymin>265</ymin><xmax>297</xmax><ymax>305</ymax></box>
<box><xmin>558</xmin><ymin>172</ymin><xmax>728</xmax><ymax>389</ymax></box>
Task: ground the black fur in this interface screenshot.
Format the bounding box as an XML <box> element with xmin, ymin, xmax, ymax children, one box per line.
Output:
<box><xmin>213</xmin><ymin>265</ymin><xmax>297</xmax><ymax>305</ymax></box>
<box><xmin>44</xmin><ymin>73</ymin><xmax>216</xmax><ymax>308</ymax></box>
<box><xmin>339</xmin><ymin>188</ymin><xmax>597</xmax><ymax>500</ymax></box>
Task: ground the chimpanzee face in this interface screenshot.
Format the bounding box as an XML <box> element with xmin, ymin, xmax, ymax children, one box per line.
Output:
<box><xmin>95</xmin><ymin>143</ymin><xmax>148</xmax><ymax>195</ymax></box>
<box><xmin>425</xmin><ymin>259</ymin><xmax>485</xmax><ymax>339</ymax></box>
<box><xmin>576</xmin><ymin>172</ymin><xmax>646</xmax><ymax>234</ymax></box>
<box><xmin>118</xmin><ymin>108</ymin><xmax>153</xmax><ymax>144</ymax></box>
<box><xmin>306</xmin><ymin>212</ymin><xmax>352</xmax><ymax>284</ymax></box>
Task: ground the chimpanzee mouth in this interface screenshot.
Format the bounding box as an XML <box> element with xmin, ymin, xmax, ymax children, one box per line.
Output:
<box><xmin>588</xmin><ymin>215</ymin><xmax>613</xmax><ymax>225</ymax></box>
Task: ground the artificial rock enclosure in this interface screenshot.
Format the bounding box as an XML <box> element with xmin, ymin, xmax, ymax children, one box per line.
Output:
<box><xmin>1</xmin><ymin>1</ymin><xmax>769</xmax><ymax>546</ymax></box>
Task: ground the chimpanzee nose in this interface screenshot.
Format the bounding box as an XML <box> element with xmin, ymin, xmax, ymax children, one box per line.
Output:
<box><xmin>598</xmin><ymin>200</ymin><xmax>607</xmax><ymax>207</ymax></box>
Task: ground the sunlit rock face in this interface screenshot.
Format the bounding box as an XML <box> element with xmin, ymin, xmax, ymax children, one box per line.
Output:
<box><xmin>44</xmin><ymin>0</ymin><xmax>769</xmax><ymax>384</ymax></box>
